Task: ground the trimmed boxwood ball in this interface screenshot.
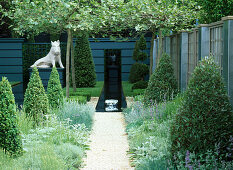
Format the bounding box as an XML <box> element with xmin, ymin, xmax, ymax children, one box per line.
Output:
<box><xmin>170</xmin><ymin>57</ymin><xmax>233</xmax><ymax>161</ymax></box>
<box><xmin>47</xmin><ymin>67</ymin><xmax>64</xmax><ymax>108</ymax></box>
<box><xmin>0</xmin><ymin>77</ymin><xmax>22</xmax><ymax>156</ymax></box>
<box><xmin>74</xmin><ymin>32</ymin><xmax>96</xmax><ymax>87</ymax></box>
<box><xmin>132</xmin><ymin>80</ymin><xmax>148</xmax><ymax>90</ymax></box>
<box><xmin>144</xmin><ymin>53</ymin><xmax>178</xmax><ymax>104</ymax></box>
<box><xmin>129</xmin><ymin>63</ymin><xmax>149</xmax><ymax>83</ymax></box>
<box><xmin>23</xmin><ymin>67</ymin><xmax>49</xmax><ymax>124</ymax></box>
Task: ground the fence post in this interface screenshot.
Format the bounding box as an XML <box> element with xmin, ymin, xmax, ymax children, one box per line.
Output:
<box><xmin>180</xmin><ymin>31</ymin><xmax>189</xmax><ymax>91</ymax></box>
<box><xmin>165</xmin><ymin>36</ymin><xmax>170</xmax><ymax>56</ymax></box>
<box><xmin>198</xmin><ymin>24</ymin><xmax>210</xmax><ymax>60</ymax></box>
<box><xmin>152</xmin><ymin>39</ymin><xmax>157</xmax><ymax>73</ymax></box>
<box><xmin>222</xmin><ymin>16</ymin><xmax>233</xmax><ymax>106</ymax></box>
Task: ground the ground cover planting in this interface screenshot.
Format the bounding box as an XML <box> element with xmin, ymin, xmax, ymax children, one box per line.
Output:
<box><xmin>63</xmin><ymin>81</ymin><xmax>104</xmax><ymax>98</ymax></box>
<box><xmin>0</xmin><ymin>68</ymin><xmax>95</xmax><ymax>169</ymax></box>
<box><xmin>123</xmin><ymin>57</ymin><xmax>233</xmax><ymax>169</ymax></box>
<box><xmin>122</xmin><ymin>81</ymin><xmax>146</xmax><ymax>97</ymax></box>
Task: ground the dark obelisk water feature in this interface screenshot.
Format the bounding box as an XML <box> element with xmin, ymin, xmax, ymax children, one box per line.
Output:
<box><xmin>96</xmin><ymin>50</ymin><xmax>127</xmax><ymax>112</ymax></box>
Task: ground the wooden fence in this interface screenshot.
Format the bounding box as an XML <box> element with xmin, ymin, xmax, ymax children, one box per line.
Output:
<box><xmin>153</xmin><ymin>16</ymin><xmax>233</xmax><ymax>105</ymax></box>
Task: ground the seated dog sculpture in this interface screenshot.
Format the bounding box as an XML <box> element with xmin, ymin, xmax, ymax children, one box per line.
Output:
<box><xmin>31</xmin><ymin>40</ymin><xmax>64</xmax><ymax>68</ymax></box>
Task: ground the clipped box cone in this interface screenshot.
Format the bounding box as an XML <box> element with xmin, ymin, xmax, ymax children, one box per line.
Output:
<box><xmin>0</xmin><ymin>77</ymin><xmax>22</xmax><ymax>156</ymax></box>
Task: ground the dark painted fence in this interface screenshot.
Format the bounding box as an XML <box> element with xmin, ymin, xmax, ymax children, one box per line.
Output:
<box><xmin>0</xmin><ymin>38</ymin><xmax>24</xmax><ymax>82</ymax></box>
<box><xmin>89</xmin><ymin>38</ymin><xmax>150</xmax><ymax>81</ymax></box>
<box><xmin>23</xmin><ymin>38</ymin><xmax>151</xmax><ymax>82</ymax></box>
<box><xmin>0</xmin><ymin>38</ymin><xmax>24</xmax><ymax>105</ymax></box>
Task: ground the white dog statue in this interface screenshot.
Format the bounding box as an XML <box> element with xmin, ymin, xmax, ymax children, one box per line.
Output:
<box><xmin>31</xmin><ymin>40</ymin><xmax>64</xmax><ymax>68</ymax></box>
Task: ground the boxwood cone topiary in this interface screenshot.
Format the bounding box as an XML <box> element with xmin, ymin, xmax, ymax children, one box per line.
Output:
<box><xmin>170</xmin><ymin>57</ymin><xmax>233</xmax><ymax>162</ymax></box>
<box><xmin>0</xmin><ymin>77</ymin><xmax>22</xmax><ymax>156</ymax></box>
<box><xmin>144</xmin><ymin>53</ymin><xmax>178</xmax><ymax>104</ymax></box>
<box><xmin>74</xmin><ymin>32</ymin><xmax>96</xmax><ymax>87</ymax></box>
<box><xmin>47</xmin><ymin>67</ymin><xmax>64</xmax><ymax>108</ymax></box>
<box><xmin>23</xmin><ymin>67</ymin><xmax>49</xmax><ymax>125</ymax></box>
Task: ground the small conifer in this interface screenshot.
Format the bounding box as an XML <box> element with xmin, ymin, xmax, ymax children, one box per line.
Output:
<box><xmin>47</xmin><ymin>67</ymin><xmax>64</xmax><ymax>108</ymax></box>
<box><xmin>129</xmin><ymin>34</ymin><xmax>148</xmax><ymax>83</ymax></box>
<box><xmin>23</xmin><ymin>67</ymin><xmax>49</xmax><ymax>124</ymax></box>
<box><xmin>74</xmin><ymin>32</ymin><xmax>96</xmax><ymax>87</ymax></box>
<box><xmin>0</xmin><ymin>77</ymin><xmax>22</xmax><ymax>156</ymax></box>
<box><xmin>171</xmin><ymin>57</ymin><xmax>233</xmax><ymax>161</ymax></box>
<box><xmin>144</xmin><ymin>53</ymin><xmax>178</xmax><ymax>104</ymax></box>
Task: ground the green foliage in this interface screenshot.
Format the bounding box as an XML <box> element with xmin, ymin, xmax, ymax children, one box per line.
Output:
<box><xmin>70</xmin><ymin>91</ymin><xmax>91</xmax><ymax>102</ymax></box>
<box><xmin>130</xmin><ymin>35</ymin><xmax>148</xmax><ymax>85</ymax></box>
<box><xmin>74</xmin><ymin>33</ymin><xmax>96</xmax><ymax>87</ymax></box>
<box><xmin>23</xmin><ymin>67</ymin><xmax>49</xmax><ymax>125</ymax></box>
<box><xmin>123</xmin><ymin>96</ymin><xmax>182</xmax><ymax>169</ymax></box>
<box><xmin>129</xmin><ymin>63</ymin><xmax>149</xmax><ymax>83</ymax></box>
<box><xmin>47</xmin><ymin>67</ymin><xmax>64</xmax><ymax>108</ymax></box>
<box><xmin>0</xmin><ymin>113</ymin><xmax>91</xmax><ymax>169</ymax></box>
<box><xmin>63</xmin><ymin>81</ymin><xmax>104</xmax><ymax>97</ymax></box>
<box><xmin>68</xmin><ymin>96</ymin><xmax>87</xmax><ymax>104</ymax></box>
<box><xmin>144</xmin><ymin>53</ymin><xmax>178</xmax><ymax>104</ymax></box>
<box><xmin>0</xmin><ymin>77</ymin><xmax>22</xmax><ymax>156</ymax></box>
<box><xmin>132</xmin><ymin>40</ymin><xmax>139</xmax><ymax>61</ymax></box>
<box><xmin>132</xmin><ymin>80</ymin><xmax>148</xmax><ymax>90</ymax></box>
<box><xmin>54</xmin><ymin>99</ymin><xmax>95</xmax><ymax>130</ymax></box>
<box><xmin>132</xmin><ymin>35</ymin><xmax>147</xmax><ymax>62</ymax></box>
<box><xmin>197</xmin><ymin>0</ymin><xmax>233</xmax><ymax>24</ymax></box>
<box><xmin>170</xmin><ymin>57</ymin><xmax>233</xmax><ymax>162</ymax></box>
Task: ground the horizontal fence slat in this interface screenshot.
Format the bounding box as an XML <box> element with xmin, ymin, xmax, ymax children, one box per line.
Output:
<box><xmin>121</xmin><ymin>73</ymin><xmax>129</xmax><ymax>81</ymax></box>
<box><xmin>96</xmin><ymin>73</ymin><xmax>104</xmax><ymax>81</ymax></box>
<box><xmin>0</xmin><ymin>74</ymin><xmax>23</xmax><ymax>82</ymax></box>
<box><xmin>93</xmin><ymin>58</ymin><xmax>104</xmax><ymax>65</ymax></box>
<box><xmin>90</xmin><ymin>42</ymin><xmax>150</xmax><ymax>50</ymax></box>
<box><xmin>92</xmin><ymin>50</ymin><xmax>104</xmax><ymax>57</ymax></box>
<box><xmin>0</xmin><ymin>58</ymin><xmax>22</xmax><ymax>65</ymax></box>
<box><xmin>122</xmin><ymin>65</ymin><xmax>131</xmax><ymax>72</ymax></box>
<box><xmin>95</xmin><ymin>65</ymin><xmax>104</xmax><ymax>72</ymax></box>
<box><xmin>122</xmin><ymin>57</ymin><xmax>135</xmax><ymax>65</ymax></box>
<box><xmin>0</xmin><ymin>66</ymin><xmax>23</xmax><ymax>73</ymax></box>
<box><xmin>0</xmin><ymin>50</ymin><xmax>22</xmax><ymax>58</ymax></box>
<box><xmin>0</xmin><ymin>43</ymin><xmax>22</xmax><ymax>50</ymax></box>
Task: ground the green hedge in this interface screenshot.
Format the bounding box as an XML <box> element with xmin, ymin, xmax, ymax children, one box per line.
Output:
<box><xmin>69</xmin><ymin>91</ymin><xmax>91</xmax><ymax>102</ymax></box>
<box><xmin>67</xmin><ymin>96</ymin><xmax>87</xmax><ymax>104</ymax></box>
<box><xmin>0</xmin><ymin>77</ymin><xmax>23</xmax><ymax>156</ymax></box>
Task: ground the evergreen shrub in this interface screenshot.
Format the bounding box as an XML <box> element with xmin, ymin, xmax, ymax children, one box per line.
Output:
<box><xmin>70</xmin><ymin>91</ymin><xmax>91</xmax><ymax>101</ymax></box>
<box><xmin>129</xmin><ymin>63</ymin><xmax>149</xmax><ymax>83</ymax></box>
<box><xmin>47</xmin><ymin>67</ymin><xmax>64</xmax><ymax>108</ymax></box>
<box><xmin>129</xmin><ymin>34</ymin><xmax>148</xmax><ymax>84</ymax></box>
<box><xmin>132</xmin><ymin>35</ymin><xmax>147</xmax><ymax>62</ymax></box>
<box><xmin>74</xmin><ymin>33</ymin><xmax>96</xmax><ymax>87</ymax></box>
<box><xmin>23</xmin><ymin>67</ymin><xmax>49</xmax><ymax>124</ymax></box>
<box><xmin>144</xmin><ymin>53</ymin><xmax>178</xmax><ymax>104</ymax></box>
<box><xmin>132</xmin><ymin>80</ymin><xmax>148</xmax><ymax>90</ymax></box>
<box><xmin>170</xmin><ymin>57</ymin><xmax>233</xmax><ymax>162</ymax></box>
<box><xmin>0</xmin><ymin>77</ymin><xmax>22</xmax><ymax>156</ymax></box>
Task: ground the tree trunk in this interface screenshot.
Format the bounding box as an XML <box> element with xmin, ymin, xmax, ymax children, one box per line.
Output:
<box><xmin>149</xmin><ymin>33</ymin><xmax>156</xmax><ymax>76</ymax></box>
<box><xmin>70</xmin><ymin>32</ymin><xmax>76</xmax><ymax>92</ymax></box>
<box><xmin>66</xmin><ymin>29</ymin><xmax>72</xmax><ymax>98</ymax></box>
<box><xmin>157</xmin><ymin>28</ymin><xmax>163</xmax><ymax>64</ymax></box>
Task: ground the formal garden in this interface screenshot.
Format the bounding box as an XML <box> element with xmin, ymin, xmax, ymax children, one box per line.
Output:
<box><xmin>1</xmin><ymin>0</ymin><xmax>233</xmax><ymax>169</ymax></box>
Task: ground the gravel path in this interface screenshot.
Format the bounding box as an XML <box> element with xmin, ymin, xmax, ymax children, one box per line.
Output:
<box><xmin>82</xmin><ymin>98</ymin><xmax>134</xmax><ymax>169</ymax></box>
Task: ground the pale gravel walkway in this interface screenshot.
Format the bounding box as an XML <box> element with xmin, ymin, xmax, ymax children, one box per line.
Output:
<box><xmin>82</xmin><ymin>98</ymin><xmax>134</xmax><ymax>170</ymax></box>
